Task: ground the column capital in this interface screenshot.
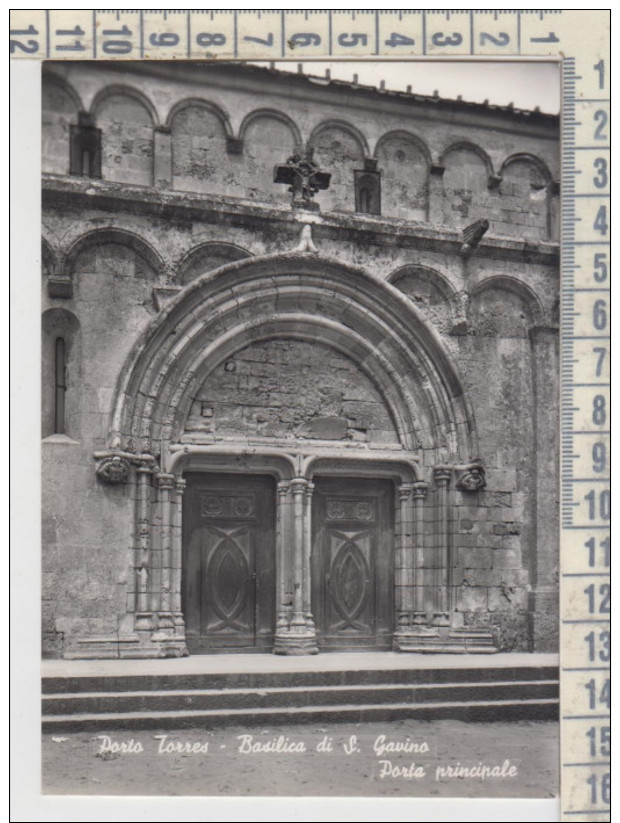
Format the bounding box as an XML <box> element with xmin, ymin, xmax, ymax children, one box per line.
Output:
<box><xmin>174</xmin><ymin>477</ymin><xmax>187</xmax><ymax>494</ymax></box>
<box><xmin>433</xmin><ymin>467</ymin><xmax>452</xmax><ymax>486</ymax></box>
<box><xmin>398</xmin><ymin>482</ymin><xmax>415</xmax><ymax>501</ymax></box>
<box><xmin>290</xmin><ymin>478</ymin><xmax>308</xmax><ymax>495</ymax></box>
<box><xmin>305</xmin><ymin>481</ymin><xmax>315</xmax><ymax>497</ymax></box>
<box><xmin>277</xmin><ymin>480</ymin><xmax>290</xmax><ymax>496</ymax></box>
<box><xmin>412</xmin><ymin>481</ymin><xmax>429</xmax><ymax>500</ymax></box>
<box><xmin>156</xmin><ymin>472</ymin><xmax>176</xmax><ymax>491</ymax></box>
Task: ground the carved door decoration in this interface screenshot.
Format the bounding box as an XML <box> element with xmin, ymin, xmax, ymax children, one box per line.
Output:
<box><xmin>312</xmin><ymin>477</ymin><xmax>394</xmax><ymax>650</ymax></box>
<box><xmin>183</xmin><ymin>474</ymin><xmax>276</xmax><ymax>652</ymax></box>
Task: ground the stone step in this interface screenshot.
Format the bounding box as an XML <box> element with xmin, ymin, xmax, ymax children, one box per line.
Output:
<box><xmin>42</xmin><ymin>664</ymin><xmax>560</xmax><ymax>695</ymax></box>
<box><xmin>42</xmin><ymin>697</ymin><xmax>559</xmax><ymax>732</ymax></box>
<box><xmin>43</xmin><ymin>679</ymin><xmax>558</xmax><ymax>716</ymax></box>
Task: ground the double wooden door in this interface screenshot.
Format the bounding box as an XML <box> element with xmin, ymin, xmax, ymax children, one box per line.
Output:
<box><xmin>182</xmin><ymin>473</ymin><xmax>276</xmax><ymax>653</ymax></box>
<box><xmin>312</xmin><ymin>477</ymin><xmax>394</xmax><ymax>650</ymax></box>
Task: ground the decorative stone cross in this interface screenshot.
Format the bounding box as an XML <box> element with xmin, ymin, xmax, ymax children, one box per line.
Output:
<box><xmin>274</xmin><ymin>146</ymin><xmax>331</xmax><ymax>212</ymax></box>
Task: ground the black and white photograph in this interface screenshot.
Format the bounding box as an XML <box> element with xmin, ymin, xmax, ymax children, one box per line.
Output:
<box><xmin>36</xmin><ymin>56</ymin><xmax>561</xmax><ymax>805</ymax></box>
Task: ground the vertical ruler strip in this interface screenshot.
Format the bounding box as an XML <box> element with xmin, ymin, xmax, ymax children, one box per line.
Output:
<box><xmin>560</xmin><ymin>47</ymin><xmax>611</xmax><ymax>823</ymax></box>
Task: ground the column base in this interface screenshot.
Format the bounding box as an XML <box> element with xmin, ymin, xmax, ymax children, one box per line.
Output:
<box><xmin>394</xmin><ymin>626</ymin><xmax>499</xmax><ymax>654</ymax></box>
<box><xmin>274</xmin><ymin>627</ymin><xmax>319</xmax><ymax>655</ymax></box>
<box><xmin>62</xmin><ymin>633</ymin><xmax>189</xmax><ymax>659</ymax></box>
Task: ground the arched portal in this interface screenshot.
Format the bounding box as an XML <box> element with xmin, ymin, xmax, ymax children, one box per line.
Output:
<box><xmin>97</xmin><ymin>254</ymin><xmax>492</xmax><ymax>657</ymax></box>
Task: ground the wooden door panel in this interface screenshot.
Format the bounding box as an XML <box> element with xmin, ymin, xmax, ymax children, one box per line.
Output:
<box><xmin>183</xmin><ymin>474</ymin><xmax>275</xmax><ymax>653</ymax></box>
<box><xmin>203</xmin><ymin>524</ymin><xmax>253</xmax><ymax>635</ymax></box>
<box><xmin>327</xmin><ymin>529</ymin><xmax>373</xmax><ymax>633</ymax></box>
<box><xmin>313</xmin><ymin>477</ymin><xmax>394</xmax><ymax>650</ymax></box>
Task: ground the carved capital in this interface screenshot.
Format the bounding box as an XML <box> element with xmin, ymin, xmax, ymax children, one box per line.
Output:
<box><xmin>174</xmin><ymin>477</ymin><xmax>187</xmax><ymax>494</ymax></box>
<box><xmin>433</xmin><ymin>467</ymin><xmax>452</xmax><ymax>487</ymax></box>
<box><xmin>136</xmin><ymin>460</ymin><xmax>154</xmax><ymax>477</ymax></box>
<box><xmin>96</xmin><ymin>455</ymin><xmax>131</xmax><ymax>485</ymax></box>
<box><xmin>277</xmin><ymin>481</ymin><xmax>290</xmax><ymax>497</ymax></box>
<box><xmin>156</xmin><ymin>472</ymin><xmax>176</xmax><ymax>491</ymax></box>
<box><xmin>305</xmin><ymin>481</ymin><xmax>315</xmax><ymax>499</ymax></box>
<box><xmin>290</xmin><ymin>478</ymin><xmax>308</xmax><ymax>496</ymax></box>
<box><xmin>456</xmin><ymin>464</ymin><xmax>486</xmax><ymax>492</ymax></box>
<box><xmin>412</xmin><ymin>481</ymin><xmax>429</xmax><ymax>500</ymax></box>
<box><xmin>398</xmin><ymin>483</ymin><xmax>414</xmax><ymax>503</ymax></box>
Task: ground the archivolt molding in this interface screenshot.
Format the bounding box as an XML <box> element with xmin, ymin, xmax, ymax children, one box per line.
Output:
<box><xmin>239</xmin><ymin>108</ymin><xmax>303</xmax><ymax>149</ymax></box>
<box><xmin>90</xmin><ymin>84</ymin><xmax>160</xmax><ymax>126</ymax></box>
<box><xmin>107</xmin><ymin>254</ymin><xmax>480</xmax><ymax>469</ymax></box>
<box><xmin>374</xmin><ymin>130</ymin><xmax>432</xmax><ymax>166</ymax></box>
<box><xmin>470</xmin><ymin>274</ymin><xmax>546</xmax><ymax>324</ymax></box>
<box><xmin>387</xmin><ymin>264</ymin><xmax>460</xmax><ymax>304</ymax></box>
<box><xmin>61</xmin><ymin>227</ymin><xmax>168</xmax><ymax>279</ymax></box>
<box><xmin>499</xmin><ymin>153</ymin><xmax>555</xmax><ymax>185</ymax></box>
<box><xmin>387</xmin><ymin>264</ymin><xmax>466</xmax><ymax>332</ymax></box>
<box><xmin>438</xmin><ymin>141</ymin><xmax>495</xmax><ymax>179</ymax></box>
<box><xmin>165</xmin><ymin>97</ymin><xmax>233</xmax><ymax>137</ymax></box>
<box><xmin>42</xmin><ymin>70</ymin><xmax>84</xmax><ymax>113</ymax></box>
<box><xmin>308</xmin><ymin>119</ymin><xmax>370</xmax><ymax>157</ymax></box>
<box><xmin>174</xmin><ymin>241</ymin><xmax>253</xmax><ymax>284</ymax></box>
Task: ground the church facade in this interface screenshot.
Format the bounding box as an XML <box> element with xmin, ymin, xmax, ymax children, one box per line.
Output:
<box><xmin>41</xmin><ymin>61</ymin><xmax>560</xmax><ymax>659</ymax></box>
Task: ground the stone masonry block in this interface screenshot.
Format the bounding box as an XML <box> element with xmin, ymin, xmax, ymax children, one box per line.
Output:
<box><xmin>456</xmin><ymin>586</ymin><xmax>488</xmax><ymax>612</ymax></box>
<box><xmin>488</xmin><ymin>585</ymin><xmax>527</xmax><ymax>612</ymax></box>
<box><xmin>459</xmin><ymin>547</ymin><xmax>493</xmax><ymax>568</ymax></box>
<box><xmin>492</xmin><ymin>549</ymin><xmax>522</xmax><ymax>569</ymax></box>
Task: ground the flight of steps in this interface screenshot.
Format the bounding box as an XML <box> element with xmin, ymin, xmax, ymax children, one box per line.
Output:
<box><xmin>42</xmin><ymin>662</ymin><xmax>559</xmax><ymax>731</ymax></box>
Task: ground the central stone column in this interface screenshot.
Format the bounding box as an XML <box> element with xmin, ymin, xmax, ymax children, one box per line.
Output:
<box><xmin>304</xmin><ymin>481</ymin><xmax>316</xmax><ymax>632</ymax></box>
<box><xmin>134</xmin><ymin>462</ymin><xmax>153</xmax><ymax>634</ymax></box>
<box><xmin>394</xmin><ymin>480</ymin><xmax>429</xmax><ymax>651</ymax></box>
<box><xmin>274</xmin><ymin>477</ymin><xmax>318</xmax><ymax>654</ymax></box>
<box><xmin>171</xmin><ymin>476</ymin><xmax>187</xmax><ymax>641</ymax></box>
<box><xmin>153</xmin><ymin>472</ymin><xmax>176</xmax><ymax>636</ymax></box>
<box><xmin>146</xmin><ymin>472</ymin><xmax>188</xmax><ymax>656</ymax></box>
<box><xmin>433</xmin><ymin>468</ymin><xmax>452</xmax><ymax>626</ymax></box>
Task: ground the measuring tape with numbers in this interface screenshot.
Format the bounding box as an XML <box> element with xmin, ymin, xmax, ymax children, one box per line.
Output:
<box><xmin>9</xmin><ymin>9</ymin><xmax>611</xmax><ymax>822</ymax></box>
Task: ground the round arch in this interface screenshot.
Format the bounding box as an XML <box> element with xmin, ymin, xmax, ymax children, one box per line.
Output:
<box><xmin>374</xmin><ymin>130</ymin><xmax>432</xmax><ymax>166</ymax></box>
<box><xmin>499</xmin><ymin>152</ymin><xmax>554</xmax><ymax>184</ymax></box>
<box><xmin>165</xmin><ymin>97</ymin><xmax>233</xmax><ymax>136</ymax></box>
<box><xmin>387</xmin><ymin>263</ymin><xmax>459</xmax><ymax>304</ymax></box>
<box><xmin>90</xmin><ymin>84</ymin><xmax>159</xmax><ymax>126</ymax></box>
<box><xmin>239</xmin><ymin>108</ymin><xmax>302</xmax><ymax>148</ymax></box>
<box><xmin>470</xmin><ymin>274</ymin><xmax>546</xmax><ymax>324</ymax></box>
<box><xmin>107</xmin><ymin>254</ymin><xmax>480</xmax><ymax>467</ymax></box>
<box><xmin>308</xmin><ymin>119</ymin><xmax>369</xmax><ymax>157</ymax></box>
<box><xmin>439</xmin><ymin>140</ymin><xmax>495</xmax><ymax>178</ymax></box>
<box><xmin>62</xmin><ymin>228</ymin><xmax>167</xmax><ymax>279</ymax></box>
<box><xmin>174</xmin><ymin>241</ymin><xmax>252</xmax><ymax>284</ymax></box>
<box><xmin>42</xmin><ymin>70</ymin><xmax>84</xmax><ymax>113</ymax></box>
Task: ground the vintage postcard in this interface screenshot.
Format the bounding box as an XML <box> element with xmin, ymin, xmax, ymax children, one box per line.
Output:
<box><xmin>10</xmin><ymin>9</ymin><xmax>610</xmax><ymax>823</ymax></box>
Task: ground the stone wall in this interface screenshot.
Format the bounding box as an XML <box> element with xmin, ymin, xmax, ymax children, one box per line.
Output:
<box><xmin>185</xmin><ymin>339</ymin><xmax>399</xmax><ymax>446</ymax></box>
<box><xmin>40</xmin><ymin>61</ymin><xmax>559</xmax><ymax>657</ymax></box>
<box><xmin>42</xmin><ymin>62</ymin><xmax>559</xmax><ymax>240</ymax></box>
